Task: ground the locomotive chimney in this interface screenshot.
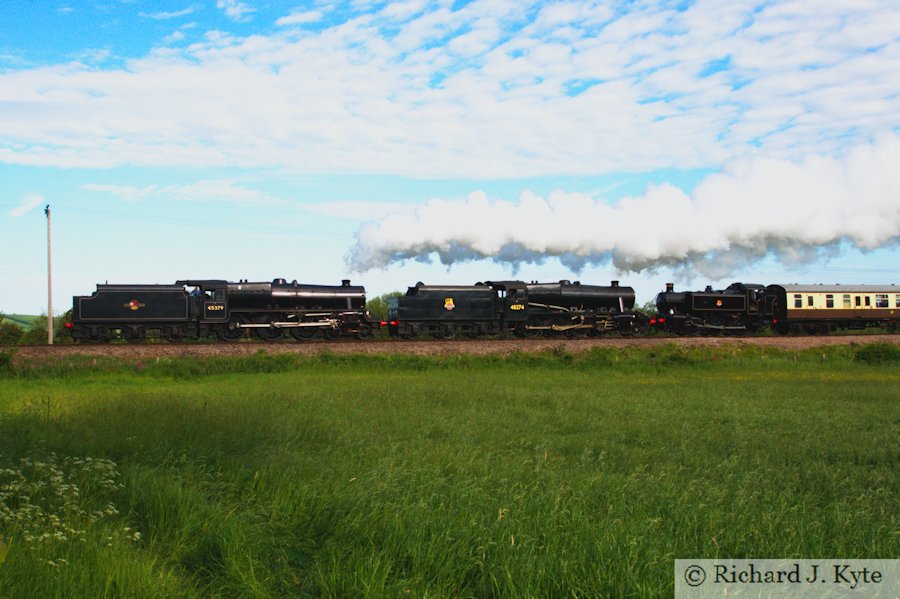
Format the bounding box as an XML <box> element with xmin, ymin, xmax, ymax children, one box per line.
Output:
<box><xmin>342</xmin><ymin>279</ymin><xmax>351</xmax><ymax>287</ymax></box>
<box><xmin>705</xmin><ymin>285</ymin><xmax>713</xmax><ymax>292</ymax></box>
<box><xmin>666</xmin><ymin>283</ymin><xmax>674</xmax><ymax>292</ymax></box>
<box><xmin>611</xmin><ymin>280</ymin><xmax>619</xmax><ymax>287</ymax></box>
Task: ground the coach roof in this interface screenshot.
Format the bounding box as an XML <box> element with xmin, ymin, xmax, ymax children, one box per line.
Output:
<box><xmin>771</xmin><ymin>284</ymin><xmax>898</xmax><ymax>293</ymax></box>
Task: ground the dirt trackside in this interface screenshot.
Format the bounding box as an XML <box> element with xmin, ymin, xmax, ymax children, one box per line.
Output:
<box><xmin>8</xmin><ymin>335</ymin><xmax>900</xmax><ymax>366</ymax></box>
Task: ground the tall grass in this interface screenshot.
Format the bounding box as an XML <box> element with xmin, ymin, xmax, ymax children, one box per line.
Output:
<box><xmin>0</xmin><ymin>345</ymin><xmax>897</xmax><ymax>597</ymax></box>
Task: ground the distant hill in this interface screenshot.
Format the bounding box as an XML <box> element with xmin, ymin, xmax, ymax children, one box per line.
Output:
<box><xmin>3</xmin><ymin>314</ymin><xmax>38</xmax><ymax>330</ymax></box>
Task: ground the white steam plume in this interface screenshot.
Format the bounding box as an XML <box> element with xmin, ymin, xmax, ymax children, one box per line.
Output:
<box><xmin>348</xmin><ymin>135</ymin><xmax>900</xmax><ymax>279</ymax></box>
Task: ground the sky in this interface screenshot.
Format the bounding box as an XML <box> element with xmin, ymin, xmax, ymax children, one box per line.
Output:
<box><xmin>1</xmin><ymin>0</ymin><xmax>898</xmax><ymax>315</ymax></box>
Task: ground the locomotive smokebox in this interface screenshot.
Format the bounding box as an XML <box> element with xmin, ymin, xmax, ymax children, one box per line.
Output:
<box><xmin>656</xmin><ymin>284</ymin><xmax>688</xmax><ymax>313</ymax></box>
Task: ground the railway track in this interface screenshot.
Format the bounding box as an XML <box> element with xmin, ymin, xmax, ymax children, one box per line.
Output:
<box><xmin>8</xmin><ymin>334</ymin><xmax>899</xmax><ymax>365</ymax></box>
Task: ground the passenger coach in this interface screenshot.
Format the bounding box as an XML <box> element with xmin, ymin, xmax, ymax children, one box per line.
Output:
<box><xmin>766</xmin><ymin>284</ymin><xmax>899</xmax><ymax>334</ymax></box>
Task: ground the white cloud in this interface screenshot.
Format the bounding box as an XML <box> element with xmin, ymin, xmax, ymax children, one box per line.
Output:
<box><xmin>9</xmin><ymin>193</ymin><xmax>45</xmax><ymax>217</ymax></box>
<box><xmin>348</xmin><ymin>135</ymin><xmax>900</xmax><ymax>278</ymax></box>
<box><xmin>0</xmin><ymin>1</ymin><xmax>897</xmax><ymax>177</ymax></box>
<box><xmin>217</xmin><ymin>0</ymin><xmax>254</xmax><ymax>22</ymax></box>
<box><xmin>163</xmin><ymin>31</ymin><xmax>187</xmax><ymax>44</ymax></box>
<box><xmin>81</xmin><ymin>180</ymin><xmax>286</xmax><ymax>206</ymax></box>
<box><xmin>276</xmin><ymin>10</ymin><xmax>324</xmax><ymax>27</ymax></box>
<box><xmin>140</xmin><ymin>7</ymin><xmax>196</xmax><ymax>20</ymax></box>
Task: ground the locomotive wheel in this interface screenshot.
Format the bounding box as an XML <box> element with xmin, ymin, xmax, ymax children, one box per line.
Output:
<box><xmin>356</xmin><ymin>324</ymin><xmax>374</xmax><ymax>339</ymax></box>
<box><xmin>124</xmin><ymin>327</ymin><xmax>146</xmax><ymax>343</ymax></box>
<box><xmin>400</xmin><ymin>324</ymin><xmax>421</xmax><ymax>339</ymax></box>
<box><xmin>255</xmin><ymin>326</ymin><xmax>285</xmax><ymax>341</ymax></box>
<box><xmin>217</xmin><ymin>320</ymin><xmax>245</xmax><ymax>342</ymax></box>
<box><xmin>436</xmin><ymin>324</ymin><xmax>457</xmax><ymax>339</ymax></box>
<box><xmin>290</xmin><ymin>326</ymin><xmax>318</xmax><ymax>341</ymax></box>
<box><xmin>89</xmin><ymin>326</ymin><xmax>111</xmax><ymax>343</ymax></box>
<box><xmin>323</xmin><ymin>327</ymin><xmax>340</xmax><ymax>340</ymax></box>
<box><xmin>515</xmin><ymin>324</ymin><xmax>540</xmax><ymax>338</ymax></box>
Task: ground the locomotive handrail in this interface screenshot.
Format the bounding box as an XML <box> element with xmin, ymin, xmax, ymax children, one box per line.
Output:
<box><xmin>527</xmin><ymin>302</ymin><xmax>572</xmax><ymax>312</ymax></box>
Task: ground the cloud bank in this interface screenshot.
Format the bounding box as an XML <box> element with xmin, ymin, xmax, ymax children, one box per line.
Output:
<box><xmin>348</xmin><ymin>135</ymin><xmax>900</xmax><ymax>278</ymax></box>
<box><xmin>0</xmin><ymin>1</ymin><xmax>898</xmax><ymax>177</ymax></box>
<box><xmin>8</xmin><ymin>193</ymin><xmax>45</xmax><ymax>217</ymax></box>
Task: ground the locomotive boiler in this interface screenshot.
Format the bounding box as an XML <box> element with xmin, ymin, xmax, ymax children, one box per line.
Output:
<box><xmin>222</xmin><ymin>278</ymin><xmax>372</xmax><ymax>341</ymax></box>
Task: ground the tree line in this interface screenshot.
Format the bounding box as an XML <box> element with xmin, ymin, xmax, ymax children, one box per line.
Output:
<box><xmin>0</xmin><ymin>314</ymin><xmax>70</xmax><ymax>345</ymax></box>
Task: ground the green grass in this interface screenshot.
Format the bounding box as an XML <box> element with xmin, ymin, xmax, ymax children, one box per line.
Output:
<box><xmin>0</xmin><ymin>345</ymin><xmax>897</xmax><ymax>597</ymax></box>
<box><xmin>1</xmin><ymin>315</ymin><xmax>38</xmax><ymax>330</ymax></box>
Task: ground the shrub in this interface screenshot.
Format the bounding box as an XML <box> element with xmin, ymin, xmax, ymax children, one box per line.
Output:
<box><xmin>0</xmin><ymin>321</ymin><xmax>23</xmax><ymax>345</ymax></box>
<box><xmin>0</xmin><ymin>351</ymin><xmax>13</xmax><ymax>375</ymax></box>
<box><xmin>18</xmin><ymin>315</ymin><xmax>72</xmax><ymax>345</ymax></box>
<box><xmin>854</xmin><ymin>343</ymin><xmax>900</xmax><ymax>364</ymax></box>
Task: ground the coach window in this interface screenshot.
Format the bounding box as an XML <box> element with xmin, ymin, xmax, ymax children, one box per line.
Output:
<box><xmin>843</xmin><ymin>294</ymin><xmax>851</xmax><ymax>308</ymax></box>
<box><xmin>807</xmin><ymin>295</ymin><xmax>814</xmax><ymax>307</ymax></box>
<box><xmin>825</xmin><ymin>294</ymin><xmax>834</xmax><ymax>308</ymax></box>
<box><xmin>896</xmin><ymin>294</ymin><xmax>900</xmax><ymax>308</ymax></box>
<box><xmin>865</xmin><ymin>296</ymin><xmax>871</xmax><ymax>307</ymax></box>
<box><xmin>875</xmin><ymin>294</ymin><xmax>888</xmax><ymax>308</ymax></box>
<box><xmin>855</xmin><ymin>296</ymin><xmax>861</xmax><ymax>307</ymax></box>
<box><xmin>794</xmin><ymin>294</ymin><xmax>802</xmax><ymax>308</ymax></box>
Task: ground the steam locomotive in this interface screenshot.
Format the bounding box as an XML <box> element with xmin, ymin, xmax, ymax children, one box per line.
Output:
<box><xmin>65</xmin><ymin>276</ymin><xmax>898</xmax><ymax>342</ymax></box>
<box><xmin>386</xmin><ymin>280</ymin><xmax>645</xmax><ymax>338</ymax></box>
<box><xmin>67</xmin><ymin>278</ymin><xmax>375</xmax><ymax>342</ymax></box>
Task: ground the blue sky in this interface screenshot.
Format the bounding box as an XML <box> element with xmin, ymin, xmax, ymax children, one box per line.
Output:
<box><xmin>1</xmin><ymin>0</ymin><xmax>898</xmax><ymax>314</ymax></box>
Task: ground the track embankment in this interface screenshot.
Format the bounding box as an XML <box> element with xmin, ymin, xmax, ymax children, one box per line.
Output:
<box><xmin>8</xmin><ymin>335</ymin><xmax>899</xmax><ymax>366</ymax></box>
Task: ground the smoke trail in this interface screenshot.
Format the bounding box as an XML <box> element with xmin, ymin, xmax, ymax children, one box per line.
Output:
<box><xmin>348</xmin><ymin>135</ymin><xmax>900</xmax><ymax>278</ymax></box>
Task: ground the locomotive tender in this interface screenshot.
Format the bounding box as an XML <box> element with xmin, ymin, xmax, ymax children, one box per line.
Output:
<box><xmin>67</xmin><ymin>278</ymin><xmax>376</xmax><ymax>342</ymax></box>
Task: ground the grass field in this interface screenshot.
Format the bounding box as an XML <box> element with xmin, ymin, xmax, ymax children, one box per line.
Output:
<box><xmin>0</xmin><ymin>344</ymin><xmax>897</xmax><ymax>597</ymax></box>
<box><xmin>1</xmin><ymin>315</ymin><xmax>37</xmax><ymax>330</ymax></box>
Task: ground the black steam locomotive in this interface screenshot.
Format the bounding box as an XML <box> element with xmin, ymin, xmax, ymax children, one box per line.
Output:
<box><xmin>67</xmin><ymin>278</ymin><xmax>376</xmax><ymax>342</ymax></box>
<box><xmin>386</xmin><ymin>280</ymin><xmax>646</xmax><ymax>338</ymax></box>
<box><xmin>651</xmin><ymin>282</ymin><xmax>768</xmax><ymax>334</ymax></box>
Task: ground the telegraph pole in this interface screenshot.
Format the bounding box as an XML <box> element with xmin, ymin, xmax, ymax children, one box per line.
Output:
<box><xmin>45</xmin><ymin>204</ymin><xmax>53</xmax><ymax>345</ymax></box>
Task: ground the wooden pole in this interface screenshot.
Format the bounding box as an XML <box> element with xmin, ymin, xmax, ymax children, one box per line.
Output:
<box><xmin>45</xmin><ymin>204</ymin><xmax>53</xmax><ymax>345</ymax></box>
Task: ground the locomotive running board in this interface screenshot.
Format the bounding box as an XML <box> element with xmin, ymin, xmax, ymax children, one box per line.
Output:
<box><xmin>526</xmin><ymin>323</ymin><xmax>593</xmax><ymax>332</ymax></box>
<box><xmin>694</xmin><ymin>324</ymin><xmax>746</xmax><ymax>332</ymax></box>
<box><xmin>235</xmin><ymin>320</ymin><xmax>339</xmax><ymax>329</ymax></box>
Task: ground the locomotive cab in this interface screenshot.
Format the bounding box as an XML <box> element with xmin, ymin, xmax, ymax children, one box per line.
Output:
<box><xmin>178</xmin><ymin>280</ymin><xmax>229</xmax><ymax>323</ymax></box>
<box><xmin>484</xmin><ymin>281</ymin><xmax>529</xmax><ymax>323</ymax></box>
